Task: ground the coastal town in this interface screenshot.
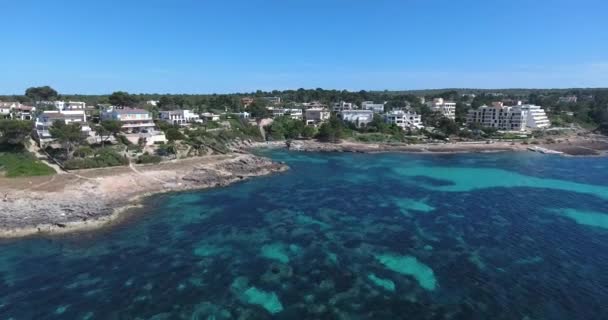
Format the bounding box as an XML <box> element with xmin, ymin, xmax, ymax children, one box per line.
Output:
<box><xmin>0</xmin><ymin>87</ymin><xmax>607</xmax><ymax>237</ymax></box>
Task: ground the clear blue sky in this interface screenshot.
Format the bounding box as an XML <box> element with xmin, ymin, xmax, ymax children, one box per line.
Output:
<box><xmin>1</xmin><ymin>0</ymin><xmax>607</xmax><ymax>94</ymax></box>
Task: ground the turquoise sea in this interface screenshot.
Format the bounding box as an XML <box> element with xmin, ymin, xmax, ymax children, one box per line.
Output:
<box><xmin>1</xmin><ymin>150</ymin><xmax>608</xmax><ymax>319</ymax></box>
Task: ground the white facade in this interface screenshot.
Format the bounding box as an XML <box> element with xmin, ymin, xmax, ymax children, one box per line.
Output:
<box><xmin>269</xmin><ymin>108</ymin><xmax>303</xmax><ymax>120</ymax></box>
<box><xmin>384</xmin><ymin>110</ymin><xmax>423</xmax><ymax>130</ymax></box>
<box><xmin>233</xmin><ymin>112</ymin><xmax>251</xmax><ymax>119</ymax></box>
<box><xmin>66</xmin><ymin>101</ymin><xmax>86</xmax><ymax>110</ymax></box>
<box><xmin>305</xmin><ymin>108</ymin><xmax>330</xmax><ymax>126</ymax></box>
<box><xmin>427</xmin><ymin>98</ymin><xmax>456</xmax><ymax>120</ymax></box>
<box><xmin>332</xmin><ymin>101</ymin><xmax>355</xmax><ymax>112</ymax></box>
<box><xmin>520</xmin><ymin>104</ymin><xmax>551</xmax><ymax>129</ymax></box>
<box><xmin>35</xmin><ymin>110</ymin><xmax>91</xmax><ymax>140</ymax></box>
<box><xmin>0</xmin><ymin>102</ymin><xmax>18</xmax><ymax>117</ymax></box>
<box><xmin>466</xmin><ymin>102</ymin><xmax>550</xmax><ymax>131</ymax></box>
<box><xmin>146</xmin><ymin>100</ymin><xmax>159</xmax><ymax>106</ymax></box>
<box><xmin>362</xmin><ymin>101</ymin><xmax>385</xmax><ymax>113</ymax></box>
<box><xmin>339</xmin><ymin>110</ymin><xmax>374</xmax><ymax>128</ymax></box>
<box><xmin>201</xmin><ymin>112</ymin><xmax>220</xmax><ymax>121</ymax></box>
<box><xmin>101</xmin><ymin>108</ymin><xmax>156</xmax><ymax>132</ymax></box>
<box><xmin>159</xmin><ymin>110</ymin><xmax>201</xmax><ymax>126</ymax></box>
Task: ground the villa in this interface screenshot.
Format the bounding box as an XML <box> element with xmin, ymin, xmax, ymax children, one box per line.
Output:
<box><xmin>384</xmin><ymin>110</ymin><xmax>423</xmax><ymax>130</ymax></box>
<box><xmin>101</xmin><ymin>107</ymin><xmax>166</xmax><ymax>145</ymax></box>
<box><xmin>362</xmin><ymin>101</ymin><xmax>386</xmax><ymax>113</ymax></box>
<box><xmin>35</xmin><ymin>110</ymin><xmax>92</xmax><ymax>143</ymax></box>
<box><xmin>427</xmin><ymin>98</ymin><xmax>456</xmax><ymax>120</ymax></box>
<box><xmin>338</xmin><ymin>110</ymin><xmax>374</xmax><ymax>128</ymax></box>
<box><xmin>159</xmin><ymin>110</ymin><xmax>202</xmax><ymax>126</ymax></box>
<box><xmin>332</xmin><ymin>101</ymin><xmax>356</xmax><ymax>112</ymax></box>
<box><xmin>269</xmin><ymin>108</ymin><xmax>303</xmax><ymax>120</ymax></box>
<box><xmin>201</xmin><ymin>112</ymin><xmax>220</xmax><ymax>122</ymax></box>
<box><xmin>305</xmin><ymin>107</ymin><xmax>331</xmax><ymax>126</ymax></box>
<box><xmin>0</xmin><ymin>102</ymin><xmax>18</xmax><ymax>118</ymax></box>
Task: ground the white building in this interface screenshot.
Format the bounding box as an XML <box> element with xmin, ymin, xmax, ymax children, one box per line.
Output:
<box><xmin>201</xmin><ymin>112</ymin><xmax>220</xmax><ymax>121</ymax></box>
<box><xmin>269</xmin><ymin>108</ymin><xmax>303</xmax><ymax>120</ymax></box>
<box><xmin>362</xmin><ymin>101</ymin><xmax>386</xmax><ymax>113</ymax></box>
<box><xmin>146</xmin><ymin>100</ymin><xmax>159</xmax><ymax>106</ymax></box>
<box><xmin>159</xmin><ymin>110</ymin><xmax>201</xmax><ymax>126</ymax></box>
<box><xmin>305</xmin><ymin>107</ymin><xmax>330</xmax><ymax>126</ymax></box>
<box><xmin>520</xmin><ymin>104</ymin><xmax>551</xmax><ymax>129</ymax></box>
<box><xmin>65</xmin><ymin>101</ymin><xmax>86</xmax><ymax>110</ymax></box>
<box><xmin>233</xmin><ymin>112</ymin><xmax>251</xmax><ymax>119</ymax></box>
<box><xmin>0</xmin><ymin>102</ymin><xmax>18</xmax><ymax>118</ymax></box>
<box><xmin>332</xmin><ymin>101</ymin><xmax>355</xmax><ymax>112</ymax></box>
<box><xmin>101</xmin><ymin>108</ymin><xmax>166</xmax><ymax>145</ymax></box>
<box><xmin>427</xmin><ymin>98</ymin><xmax>456</xmax><ymax>120</ymax></box>
<box><xmin>558</xmin><ymin>96</ymin><xmax>577</xmax><ymax>104</ymax></box>
<box><xmin>35</xmin><ymin>110</ymin><xmax>92</xmax><ymax>142</ymax></box>
<box><xmin>338</xmin><ymin>110</ymin><xmax>374</xmax><ymax>128</ymax></box>
<box><xmin>466</xmin><ymin>102</ymin><xmax>550</xmax><ymax>131</ymax></box>
<box><xmin>384</xmin><ymin>110</ymin><xmax>423</xmax><ymax>130</ymax></box>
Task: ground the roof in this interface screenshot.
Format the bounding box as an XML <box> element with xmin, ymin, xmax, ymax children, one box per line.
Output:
<box><xmin>114</xmin><ymin>108</ymin><xmax>149</xmax><ymax>115</ymax></box>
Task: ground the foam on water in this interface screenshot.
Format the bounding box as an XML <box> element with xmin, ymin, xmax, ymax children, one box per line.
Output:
<box><xmin>376</xmin><ymin>253</ymin><xmax>437</xmax><ymax>291</ymax></box>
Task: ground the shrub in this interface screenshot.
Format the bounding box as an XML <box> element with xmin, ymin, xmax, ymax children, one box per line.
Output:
<box><xmin>137</xmin><ymin>154</ymin><xmax>162</xmax><ymax>164</ymax></box>
<box><xmin>63</xmin><ymin>148</ymin><xmax>128</xmax><ymax>170</ymax></box>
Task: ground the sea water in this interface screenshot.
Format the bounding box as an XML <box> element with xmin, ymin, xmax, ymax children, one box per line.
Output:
<box><xmin>0</xmin><ymin>151</ymin><xmax>607</xmax><ymax>319</ymax></box>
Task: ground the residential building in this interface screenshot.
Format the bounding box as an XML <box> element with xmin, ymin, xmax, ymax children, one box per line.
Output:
<box><xmin>305</xmin><ymin>108</ymin><xmax>330</xmax><ymax>126</ymax></box>
<box><xmin>362</xmin><ymin>101</ymin><xmax>386</xmax><ymax>113</ymax></box>
<box><xmin>558</xmin><ymin>96</ymin><xmax>578</xmax><ymax>104</ymax></box>
<box><xmin>101</xmin><ymin>108</ymin><xmax>166</xmax><ymax>145</ymax></box>
<box><xmin>338</xmin><ymin>110</ymin><xmax>374</xmax><ymax>128</ymax></box>
<box><xmin>233</xmin><ymin>112</ymin><xmax>251</xmax><ymax>119</ymax></box>
<box><xmin>0</xmin><ymin>102</ymin><xmax>17</xmax><ymax>118</ymax></box>
<box><xmin>101</xmin><ymin>108</ymin><xmax>156</xmax><ymax>132</ymax></box>
<box><xmin>520</xmin><ymin>104</ymin><xmax>551</xmax><ymax>129</ymax></box>
<box><xmin>146</xmin><ymin>100</ymin><xmax>159</xmax><ymax>106</ymax></box>
<box><xmin>263</xmin><ymin>96</ymin><xmax>281</xmax><ymax>105</ymax></box>
<box><xmin>35</xmin><ymin>110</ymin><xmax>92</xmax><ymax>142</ymax></box>
<box><xmin>269</xmin><ymin>108</ymin><xmax>303</xmax><ymax>120</ymax></box>
<box><xmin>53</xmin><ymin>101</ymin><xmax>65</xmax><ymax>110</ymax></box>
<box><xmin>427</xmin><ymin>98</ymin><xmax>456</xmax><ymax>120</ymax></box>
<box><xmin>384</xmin><ymin>110</ymin><xmax>423</xmax><ymax>130</ymax></box>
<box><xmin>159</xmin><ymin>110</ymin><xmax>201</xmax><ymax>126</ymax></box>
<box><xmin>65</xmin><ymin>101</ymin><xmax>86</xmax><ymax>110</ymax></box>
<box><xmin>332</xmin><ymin>101</ymin><xmax>355</xmax><ymax>112</ymax></box>
<box><xmin>14</xmin><ymin>104</ymin><xmax>35</xmax><ymax>120</ymax></box>
<box><xmin>466</xmin><ymin>102</ymin><xmax>550</xmax><ymax>131</ymax></box>
<box><xmin>201</xmin><ymin>112</ymin><xmax>220</xmax><ymax>122</ymax></box>
<box><xmin>241</xmin><ymin>97</ymin><xmax>254</xmax><ymax>108</ymax></box>
<box><xmin>0</xmin><ymin>102</ymin><xmax>35</xmax><ymax>120</ymax></box>
<box><xmin>302</xmin><ymin>101</ymin><xmax>327</xmax><ymax>109</ymax></box>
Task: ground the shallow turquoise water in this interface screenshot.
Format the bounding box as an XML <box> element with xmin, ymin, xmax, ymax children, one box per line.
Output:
<box><xmin>1</xmin><ymin>151</ymin><xmax>608</xmax><ymax>319</ymax></box>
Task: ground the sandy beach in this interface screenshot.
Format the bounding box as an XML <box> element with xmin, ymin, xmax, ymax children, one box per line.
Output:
<box><xmin>0</xmin><ymin>153</ymin><xmax>288</xmax><ymax>239</ymax></box>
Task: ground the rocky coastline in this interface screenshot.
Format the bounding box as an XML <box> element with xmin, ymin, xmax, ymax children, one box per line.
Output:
<box><xmin>0</xmin><ymin>153</ymin><xmax>288</xmax><ymax>239</ymax></box>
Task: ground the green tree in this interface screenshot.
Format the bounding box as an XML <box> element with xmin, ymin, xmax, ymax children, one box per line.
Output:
<box><xmin>316</xmin><ymin>115</ymin><xmax>344</xmax><ymax>142</ymax></box>
<box><xmin>165</xmin><ymin>127</ymin><xmax>185</xmax><ymax>142</ymax></box>
<box><xmin>97</xmin><ymin>120</ymin><xmax>122</xmax><ymax>147</ymax></box>
<box><xmin>25</xmin><ymin>86</ymin><xmax>58</xmax><ymax>104</ymax></box>
<box><xmin>0</xmin><ymin>120</ymin><xmax>33</xmax><ymax>146</ymax></box>
<box><xmin>109</xmin><ymin>91</ymin><xmax>138</xmax><ymax>107</ymax></box>
<box><xmin>49</xmin><ymin>121</ymin><xmax>85</xmax><ymax>159</ymax></box>
<box><xmin>249</xmin><ymin>100</ymin><xmax>270</xmax><ymax>119</ymax></box>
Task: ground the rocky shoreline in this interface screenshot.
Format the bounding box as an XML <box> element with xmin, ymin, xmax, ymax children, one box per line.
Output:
<box><xmin>0</xmin><ymin>153</ymin><xmax>288</xmax><ymax>239</ymax></box>
<box><xmin>249</xmin><ymin>137</ymin><xmax>608</xmax><ymax>156</ymax></box>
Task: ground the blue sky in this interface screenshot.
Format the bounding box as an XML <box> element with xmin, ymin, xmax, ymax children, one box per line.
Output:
<box><xmin>1</xmin><ymin>0</ymin><xmax>607</xmax><ymax>94</ymax></box>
